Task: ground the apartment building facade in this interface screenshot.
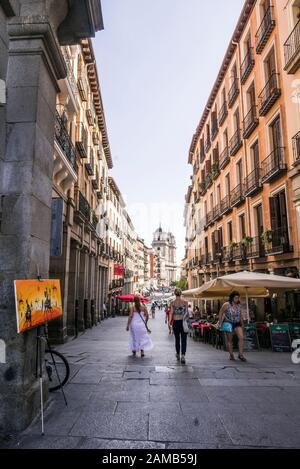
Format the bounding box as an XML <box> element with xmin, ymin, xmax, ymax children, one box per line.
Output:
<box><xmin>49</xmin><ymin>39</ymin><xmax>112</xmax><ymax>341</ymax></box>
<box><xmin>185</xmin><ymin>0</ymin><xmax>300</xmax><ymax>315</ymax></box>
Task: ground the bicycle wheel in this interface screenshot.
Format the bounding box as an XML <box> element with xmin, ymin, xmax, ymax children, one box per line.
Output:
<box><xmin>45</xmin><ymin>349</ymin><xmax>70</xmax><ymax>392</ymax></box>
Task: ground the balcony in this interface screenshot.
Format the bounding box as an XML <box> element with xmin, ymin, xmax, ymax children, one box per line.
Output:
<box><xmin>199</xmin><ymin>181</ymin><xmax>207</xmax><ymax>196</ymax></box>
<box><xmin>204</xmin><ymin>211</ymin><xmax>213</xmax><ymax>229</ymax></box>
<box><xmin>261</xmin><ymin>147</ymin><xmax>287</xmax><ymax>183</ymax></box>
<box><xmin>218</xmin><ymin>101</ymin><xmax>228</xmax><ymax>126</ymax></box>
<box><xmin>243</xmin><ymin>105</ymin><xmax>259</xmax><ymax>139</ymax></box>
<box><xmin>292</xmin><ymin>131</ymin><xmax>300</xmax><ymax>166</ymax></box>
<box><xmin>240</xmin><ymin>47</ymin><xmax>255</xmax><ymax>84</ymax></box>
<box><xmin>203</xmin><ymin>253</ymin><xmax>212</xmax><ymax>266</ymax></box>
<box><xmin>220</xmin><ymin>195</ymin><xmax>232</xmax><ymax>216</ymax></box>
<box><xmin>92</xmin><ymin>172</ymin><xmax>100</xmax><ymax>190</ymax></box>
<box><xmin>219</xmin><ymin>146</ymin><xmax>230</xmax><ymax>170</ymax></box>
<box><xmin>92</xmin><ymin>131</ymin><xmax>100</xmax><ymax>146</ymax></box>
<box><xmin>229</xmin><ymin>129</ymin><xmax>243</xmax><ymax>156</ymax></box>
<box><xmin>205</xmin><ymin>173</ymin><xmax>213</xmax><ymax>190</ymax></box>
<box><xmin>85</xmin><ymin>150</ymin><xmax>94</xmax><ymax>176</ymax></box>
<box><xmin>228</xmin><ymin>79</ymin><xmax>239</xmax><ymax>108</ymax></box>
<box><xmin>231</xmin><ymin>183</ymin><xmax>245</xmax><ymax>208</ymax></box>
<box><xmin>96</xmin><ymin>191</ymin><xmax>103</xmax><ymax>200</ymax></box>
<box><xmin>86</xmin><ymin>108</ymin><xmax>94</xmax><ymax>126</ymax></box>
<box><xmin>211</xmin><ymin>120</ymin><xmax>219</xmax><ymax>141</ymax></box>
<box><xmin>284</xmin><ymin>20</ymin><xmax>300</xmax><ymax>74</ymax></box>
<box><xmin>91</xmin><ymin>212</ymin><xmax>99</xmax><ymax>230</ymax></box>
<box><xmin>54</xmin><ymin>111</ymin><xmax>77</xmax><ymax>171</ymax></box>
<box><xmin>205</xmin><ymin>136</ymin><xmax>211</xmax><ymax>153</ymax></box>
<box><xmin>258</xmin><ymin>72</ymin><xmax>281</xmax><ymax>116</ymax></box>
<box><xmin>232</xmin><ymin>244</ymin><xmax>246</xmax><ymax>262</ymax></box>
<box><xmin>213</xmin><ymin>203</ymin><xmax>222</xmax><ymax>222</ymax></box>
<box><xmin>213</xmin><ymin>249</ymin><xmax>224</xmax><ymax>265</ymax></box>
<box><xmin>77</xmin><ymin>190</ymin><xmax>91</xmax><ymax>221</ymax></box>
<box><xmin>264</xmin><ymin>227</ymin><xmax>293</xmax><ymax>255</ymax></box>
<box><xmin>77</xmin><ymin>76</ymin><xmax>89</xmax><ymax>101</ymax></box>
<box><xmin>76</xmin><ymin>123</ymin><xmax>88</xmax><ymax>158</ymax></box>
<box><xmin>223</xmin><ymin>246</ymin><xmax>233</xmax><ymax>263</ymax></box>
<box><xmin>255</xmin><ymin>6</ymin><xmax>275</xmax><ymax>54</ymax></box>
<box><xmin>244</xmin><ymin>167</ymin><xmax>262</xmax><ymax>197</ymax></box>
<box><xmin>212</xmin><ymin>162</ymin><xmax>220</xmax><ymax>180</ymax></box>
<box><xmin>247</xmin><ymin>236</ymin><xmax>265</xmax><ymax>259</ymax></box>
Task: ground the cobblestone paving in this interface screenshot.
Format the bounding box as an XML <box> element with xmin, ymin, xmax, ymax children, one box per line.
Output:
<box><xmin>3</xmin><ymin>310</ymin><xmax>300</xmax><ymax>449</ymax></box>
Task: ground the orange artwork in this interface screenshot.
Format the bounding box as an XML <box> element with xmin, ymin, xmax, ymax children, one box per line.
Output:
<box><xmin>14</xmin><ymin>279</ymin><xmax>63</xmax><ymax>333</ymax></box>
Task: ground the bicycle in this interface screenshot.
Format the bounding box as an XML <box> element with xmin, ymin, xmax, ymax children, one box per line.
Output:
<box><xmin>36</xmin><ymin>323</ymin><xmax>70</xmax><ymax>393</ymax></box>
<box><xmin>45</xmin><ymin>349</ymin><xmax>70</xmax><ymax>392</ymax></box>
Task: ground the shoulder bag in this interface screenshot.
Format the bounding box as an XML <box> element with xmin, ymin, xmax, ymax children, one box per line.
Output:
<box><xmin>138</xmin><ymin>311</ymin><xmax>152</xmax><ymax>334</ymax></box>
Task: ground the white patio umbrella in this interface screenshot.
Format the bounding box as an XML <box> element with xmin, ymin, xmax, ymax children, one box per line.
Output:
<box><xmin>182</xmin><ymin>271</ymin><xmax>300</xmax><ymax>322</ymax></box>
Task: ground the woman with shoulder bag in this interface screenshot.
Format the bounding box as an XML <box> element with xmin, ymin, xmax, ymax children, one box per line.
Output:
<box><xmin>218</xmin><ymin>291</ymin><xmax>247</xmax><ymax>362</ymax></box>
<box><xmin>126</xmin><ymin>295</ymin><xmax>153</xmax><ymax>357</ymax></box>
<box><xmin>169</xmin><ymin>288</ymin><xmax>189</xmax><ymax>364</ymax></box>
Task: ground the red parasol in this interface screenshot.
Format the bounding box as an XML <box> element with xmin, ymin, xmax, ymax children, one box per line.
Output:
<box><xmin>116</xmin><ymin>294</ymin><xmax>150</xmax><ymax>303</ymax></box>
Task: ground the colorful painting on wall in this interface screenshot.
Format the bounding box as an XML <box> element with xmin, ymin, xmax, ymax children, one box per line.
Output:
<box><xmin>14</xmin><ymin>279</ymin><xmax>63</xmax><ymax>333</ymax></box>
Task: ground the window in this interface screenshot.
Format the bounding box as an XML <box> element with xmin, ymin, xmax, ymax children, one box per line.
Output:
<box><xmin>236</xmin><ymin>159</ymin><xmax>243</xmax><ymax>184</ymax></box>
<box><xmin>251</xmin><ymin>140</ymin><xmax>260</xmax><ymax>170</ymax></box>
<box><xmin>239</xmin><ymin>213</ymin><xmax>246</xmax><ymax>239</ymax></box>
<box><xmin>264</xmin><ymin>47</ymin><xmax>276</xmax><ymax>80</ymax></box>
<box><xmin>233</xmin><ymin>108</ymin><xmax>240</xmax><ymax>131</ymax></box>
<box><xmin>225</xmin><ymin>173</ymin><xmax>231</xmax><ymax>195</ymax></box>
<box><xmin>227</xmin><ymin>221</ymin><xmax>233</xmax><ymax>243</ymax></box>
<box><xmin>247</xmin><ymin>82</ymin><xmax>256</xmax><ymax>110</ymax></box>
<box><xmin>270</xmin><ymin>115</ymin><xmax>282</xmax><ymax>151</ymax></box>
<box><xmin>217</xmin><ymin>185</ymin><xmax>221</xmax><ymax>204</ymax></box>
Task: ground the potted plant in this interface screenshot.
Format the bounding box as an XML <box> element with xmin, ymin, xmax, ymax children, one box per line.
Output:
<box><xmin>241</xmin><ymin>236</ymin><xmax>253</xmax><ymax>246</ymax></box>
<box><xmin>261</xmin><ymin>230</ymin><xmax>272</xmax><ymax>245</ymax></box>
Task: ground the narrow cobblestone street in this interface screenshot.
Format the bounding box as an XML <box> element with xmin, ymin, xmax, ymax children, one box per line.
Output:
<box><xmin>5</xmin><ymin>309</ymin><xmax>300</xmax><ymax>449</ymax></box>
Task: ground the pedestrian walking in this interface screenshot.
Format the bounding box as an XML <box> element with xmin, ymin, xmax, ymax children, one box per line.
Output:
<box><xmin>188</xmin><ymin>304</ymin><xmax>194</xmax><ymax>319</ymax></box>
<box><xmin>126</xmin><ymin>295</ymin><xmax>153</xmax><ymax>357</ymax></box>
<box><xmin>218</xmin><ymin>291</ymin><xmax>247</xmax><ymax>362</ymax></box>
<box><xmin>169</xmin><ymin>288</ymin><xmax>189</xmax><ymax>364</ymax></box>
<box><xmin>151</xmin><ymin>303</ymin><xmax>156</xmax><ymax>319</ymax></box>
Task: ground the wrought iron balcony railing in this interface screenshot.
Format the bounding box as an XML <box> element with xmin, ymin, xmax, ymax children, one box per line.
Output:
<box><xmin>284</xmin><ymin>19</ymin><xmax>300</xmax><ymax>74</ymax></box>
<box><xmin>228</xmin><ymin>78</ymin><xmax>239</xmax><ymax>108</ymax></box>
<box><xmin>258</xmin><ymin>72</ymin><xmax>281</xmax><ymax>116</ymax></box>
<box><xmin>255</xmin><ymin>6</ymin><xmax>275</xmax><ymax>54</ymax></box>
<box><xmin>229</xmin><ymin>128</ymin><xmax>243</xmax><ymax>156</ymax></box>
<box><xmin>55</xmin><ymin>111</ymin><xmax>77</xmax><ymax>171</ymax></box>
<box><xmin>211</xmin><ymin>120</ymin><xmax>219</xmax><ymax>141</ymax></box>
<box><xmin>219</xmin><ymin>146</ymin><xmax>230</xmax><ymax>170</ymax></box>
<box><xmin>230</xmin><ymin>183</ymin><xmax>245</xmax><ymax>208</ymax></box>
<box><xmin>77</xmin><ymin>190</ymin><xmax>91</xmax><ymax>221</ymax></box>
<box><xmin>261</xmin><ymin>147</ymin><xmax>287</xmax><ymax>184</ymax></box>
<box><xmin>220</xmin><ymin>195</ymin><xmax>232</xmax><ymax>216</ymax></box>
<box><xmin>292</xmin><ymin>131</ymin><xmax>300</xmax><ymax>166</ymax></box>
<box><xmin>243</xmin><ymin>105</ymin><xmax>259</xmax><ymax>139</ymax></box>
<box><xmin>218</xmin><ymin>101</ymin><xmax>228</xmax><ymax>126</ymax></box>
<box><xmin>240</xmin><ymin>47</ymin><xmax>255</xmax><ymax>84</ymax></box>
<box><xmin>244</xmin><ymin>167</ymin><xmax>262</xmax><ymax>197</ymax></box>
<box><xmin>76</xmin><ymin>123</ymin><xmax>88</xmax><ymax>158</ymax></box>
<box><xmin>264</xmin><ymin>227</ymin><xmax>293</xmax><ymax>255</ymax></box>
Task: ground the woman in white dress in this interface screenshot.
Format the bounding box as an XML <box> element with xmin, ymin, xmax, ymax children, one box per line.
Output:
<box><xmin>126</xmin><ymin>296</ymin><xmax>153</xmax><ymax>357</ymax></box>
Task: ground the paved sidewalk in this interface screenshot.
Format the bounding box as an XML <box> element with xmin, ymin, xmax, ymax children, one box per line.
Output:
<box><xmin>3</xmin><ymin>310</ymin><xmax>300</xmax><ymax>449</ymax></box>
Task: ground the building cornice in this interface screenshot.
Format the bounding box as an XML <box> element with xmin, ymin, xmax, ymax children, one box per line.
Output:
<box><xmin>81</xmin><ymin>38</ymin><xmax>113</xmax><ymax>169</ymax></box>
<box><xmin>188</xmin><ymin>0</ymin><xmax>256</xmax><ymax>164</ymax></box>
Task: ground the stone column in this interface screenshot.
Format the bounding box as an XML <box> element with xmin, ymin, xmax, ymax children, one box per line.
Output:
<box><xmin>0</xmin><ymin>16</ymin><xmax>67</xmax><ymax>432</ymax></box>
<box><xmin>66</xmin><ymin>240</ymin><xmax>79</xmax><ymax>336</ymax></box>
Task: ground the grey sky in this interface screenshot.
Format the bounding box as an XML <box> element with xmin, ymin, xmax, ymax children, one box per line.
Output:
<box><xmin>93</xmin><ymin>0</ymin><xmax>245</xmax><ymax>263</ymax></box>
